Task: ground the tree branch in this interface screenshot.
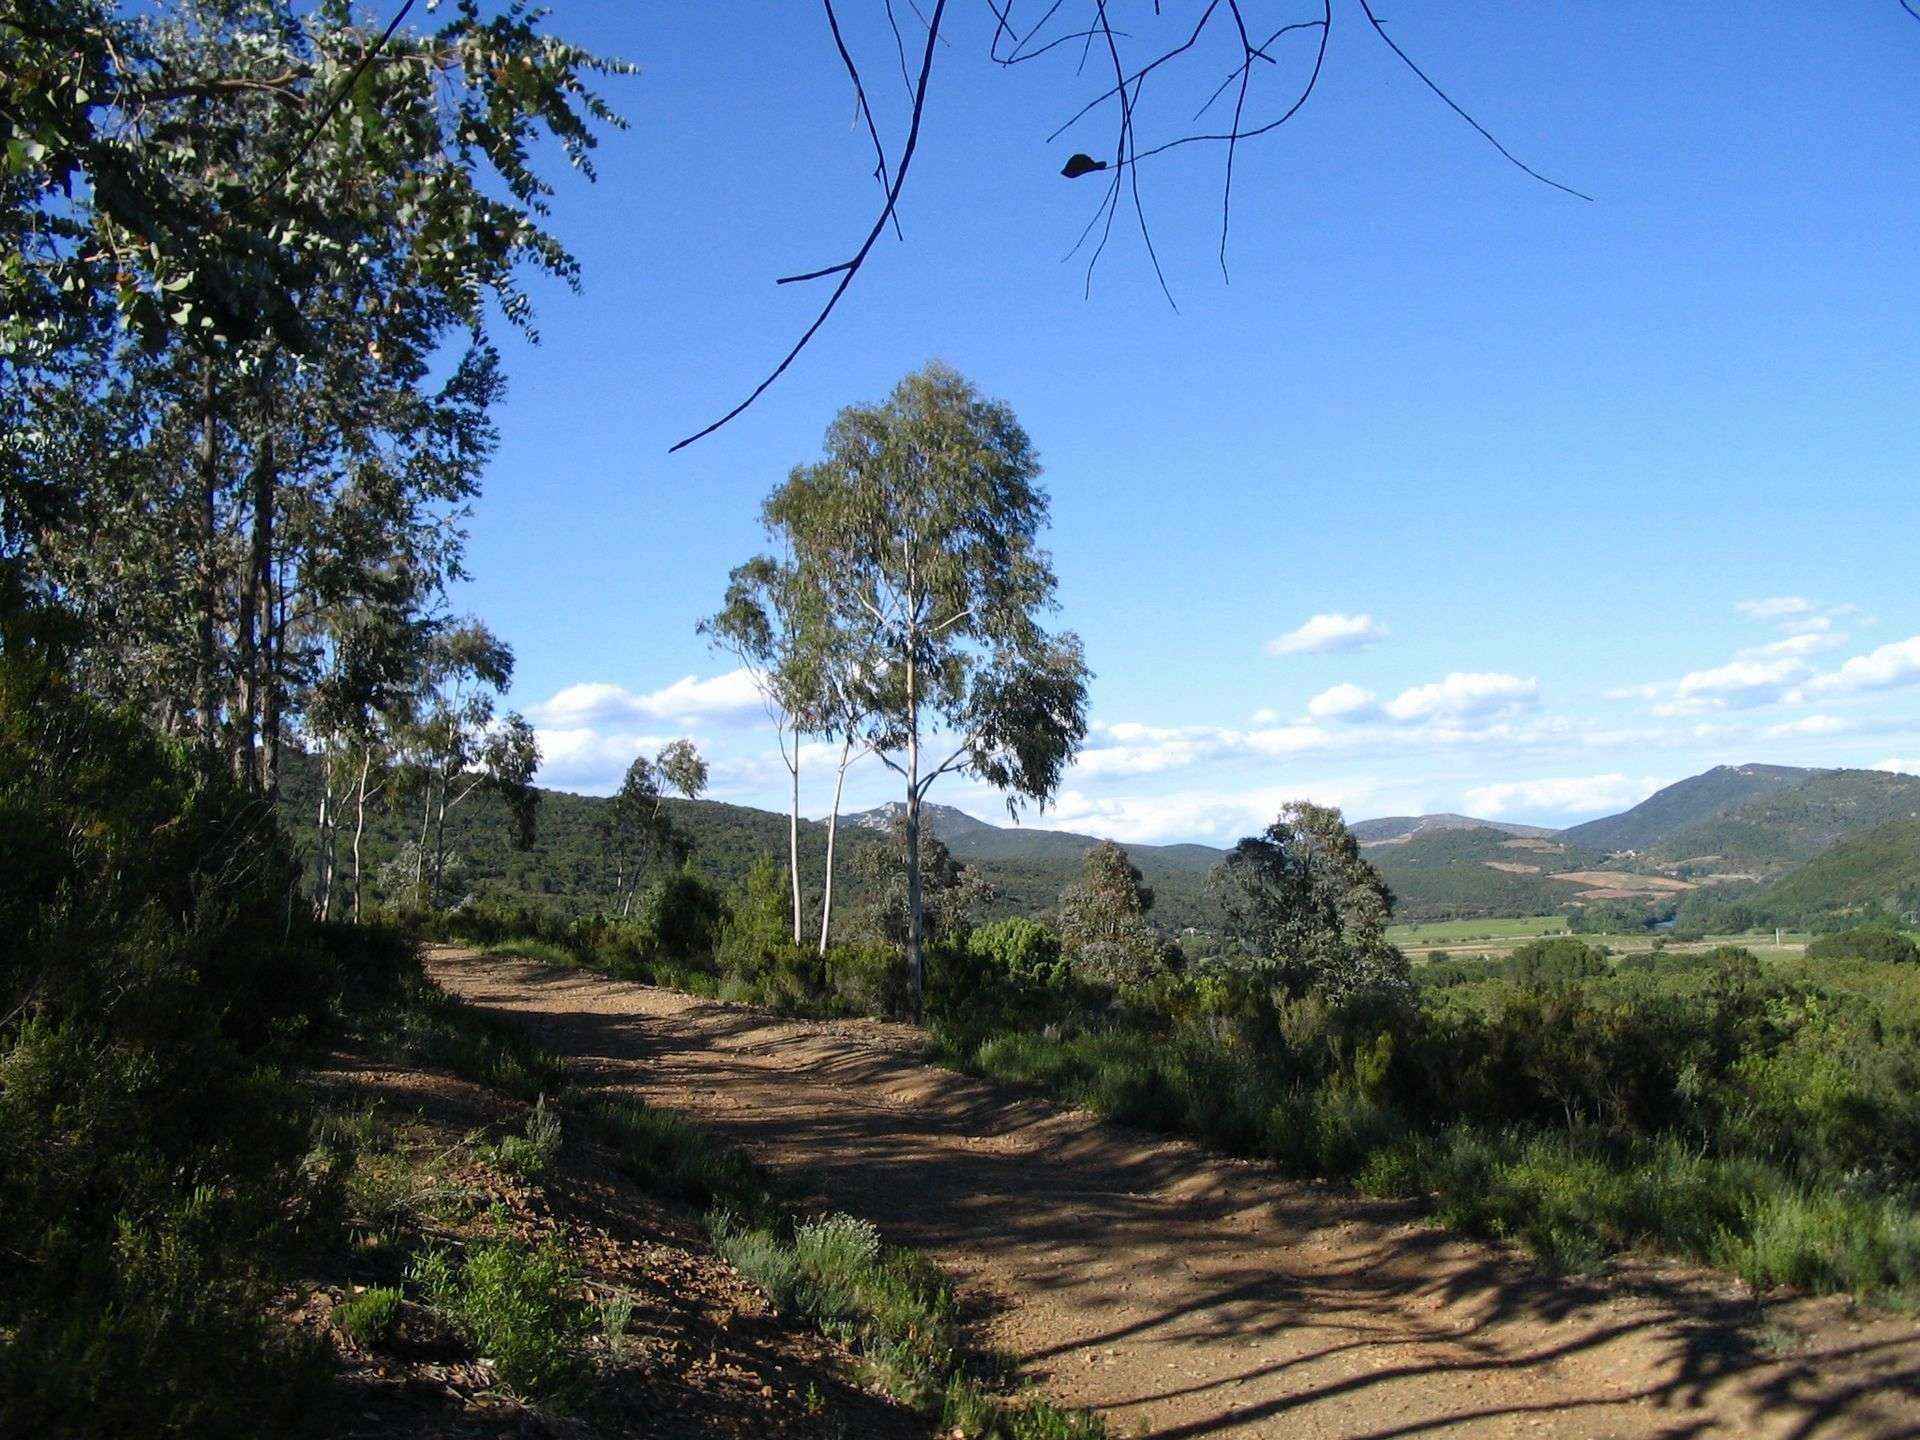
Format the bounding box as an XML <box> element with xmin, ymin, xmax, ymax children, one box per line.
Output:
<box><xmin>671</xmin><ymin>0</ymin><xmax>949</xmax><ymax>451</ymax></box>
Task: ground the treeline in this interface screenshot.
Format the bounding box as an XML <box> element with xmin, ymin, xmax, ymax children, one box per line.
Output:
<box><xmin>3</xmin><ymin>3</ymin><xmax>630</xmax><ymax>1431</ymax></box>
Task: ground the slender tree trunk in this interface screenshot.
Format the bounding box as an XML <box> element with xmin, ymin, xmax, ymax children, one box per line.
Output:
<box><xmin>819</xmin><ymin>734</ymin><xmax>853</xmax><ymax>956</ymax></box>
<box><xmin>261</xmin><ymin>557</ymin><xmax>283</xmax><ymax>801</ymax></box>
<box><xmin>233</xmin><ymin>434</ymin><xmax>270</xmax><ymax>791</ymax></box>
<box><xmin>788</xmin><ymin>727</ymin><xmax>803</xmax><ymax>946</ymax></box>
<box><xmin>431</xmin><ymin>779</ymin><xmax>450</xmax><ymax>907</ymax></box>
<box><xmin>195</xmin><ymin>364</ymin><xmax>220</xmax><ymax>759</ymax></box>
<box><xmin>905</xmin><ymin>656</ymin><xmax>925</xmax><ymax>1022</ymax></box>
<box><xmin>314</xmin><ymin>783</ymin><xmax>330</xmax><ymax>917</ymax></box>
<box><xmin>313</xmin><ymin>779</ymin><xmax>331</xmax><ymax>921</ymax></box>
<box><xmin>413</xmin><ymin>782</ymin><xmax>432</xmax><ymax>907</ymax></box>
<box><xmin>351</xmin><ymin>748</ymin><xmax>373</xmax><ymax>923</ymax></box>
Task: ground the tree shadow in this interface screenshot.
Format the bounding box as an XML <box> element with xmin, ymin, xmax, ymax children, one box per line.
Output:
<box><xmin>429</xmin><ymin>952</ymin><xmax>1920</xmax><ymax>1440</ymax></box>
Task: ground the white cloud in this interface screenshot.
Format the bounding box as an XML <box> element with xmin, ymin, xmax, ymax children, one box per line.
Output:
<box><xmin>1044</xmin><ymin>778</ymin><xmax>1394</xmax><ymax>846</ymax></box>
<box><xmin>527</xmin><ymin>670</ymin><xmax>766</xmax><ymax>792</ymax></box>
<box><xmin>530</xmin><ymin>670</ymin><xmax>763</xmax><ymax>728</ymax></box>
<box><xmin>1763</xmin><ymin>714</ymin><xmax>1852</xmax><ymax>738</ymax></box>
<box><xmin>1465</xmin><ymin>773</ymin><xmax>1658</xmax><ymax>819</ymax></box>
<box><xmin>1266</xmin><ymin>612</ymin><xmax>1387</xmax><ymax>656</ymax></box>
<box><xmin>1620</xmin><ymin>599</ymin><xmax>1864</xmax><ymax>716</ymax></box>
<box><xmin>1652</xmin><ymin>656</ymin><xmax>1807</xmax><ymax>714</ymax></box>
<box><xmin>1075</xmin><ymin>721</ymin><xmax>1237</xmax><ymax>777</ymax></box>
<box><xmin>535</xmin><ymin>726</ymin><xmax>680</xmax><ymax>791</ymax></box>
<box><xmin>1736</xmin><ymin>596</ymin><xmax>1814</xmax><ymax>621</ymax></box>
<box><xmin>1875</xmin><ymin>758</ymin><xmax>1920</xmax><ymax>777</ymax></box>
<box><xmin>1805</xmin><ymin>636</ymin><xmax>1920</xmax><ymax>697</ymax></box>
<box><xmin>1306</xmin><ymin>683</ymin><xmax>1378</xmax><ymax>722</ymax></box>
<box><xmin>1739</xmin><ymin>629</ymin><xmax>1845</xmax><ymax>661</ymax></box>
<box><xmin>1381</xmin><ymin>671</ymin><xmax>1539</xmax><ymax>723</ymax></box>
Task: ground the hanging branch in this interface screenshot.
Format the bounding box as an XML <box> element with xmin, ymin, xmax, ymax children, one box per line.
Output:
<box><xmin>673</xmin><ymin>0</ymin><xmax>1596</xmax><ymax>450</ymax></box>
<box><xmin>671</xmin><ymin>0</ymin><xmax>949</xmax><ymax>452</ymax></box>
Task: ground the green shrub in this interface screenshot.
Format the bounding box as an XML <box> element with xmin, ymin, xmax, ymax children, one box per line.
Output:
<box><xmin>970</xmin><ymin>916</ymin><xmax>1068</xmax><ymax>991</ymax></box>
<box><xmin>411</xmin><ymin>1234</ymin><xmax>590</xmax><ymax>1399</ymax></box>
<box><xmin>580</xmin><ymin>1097</ymin><xmax>770</xmax><ymax>1218</ymax></box>
<box><xmin>1729</xmin><ymin>1187</ymin><xmax>1920</xmax><ymax>1297</ymax></box>
<box><xmin>0</xmin><ymin>618</ymin><xmax>407</xmax><ymax>1437</ymax></box>
<box><xmin>1504</xmin><ymin>937</ymin><xmax>1609</xmax><ymax>989</ymax></box>
<box><xmin>638</xmin><ymin>869</ymin><xmax>727</xmax><ymax>965</ymax></box>
<box><xmin>336</xmin><ymin>1287</ymin><xmax>405</xmax><ymax>1348</ymax></box>
<box><xmin>490</xmin><ymin>1095</ymin><xmax>563</xmax><ymax>1180</ymax></box>
<box><xmin>1807</xmin><ymin>925</ymin><xmax>1920</xmax><ymax>966</ymax></box>
<box><xmin>829</xmin><ymin>940</ymin><xmax>911</xmax><ymax>1017</ymax></box>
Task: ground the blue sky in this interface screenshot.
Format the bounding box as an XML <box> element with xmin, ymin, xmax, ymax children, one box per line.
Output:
<box><xmin>448</xmin><ymin>3</ymin><xmax>1920</xmax><ymax>845</ymax></box>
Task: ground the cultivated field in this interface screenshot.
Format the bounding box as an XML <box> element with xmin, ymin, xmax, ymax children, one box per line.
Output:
<box><xmin>1389</xmin><ymin>915</ymin><xmax>1816</xmax><ymax>962</ymax></box>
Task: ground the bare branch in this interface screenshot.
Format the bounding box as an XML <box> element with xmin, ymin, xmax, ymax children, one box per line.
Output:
<box><xmin>671</xmin><ymin>0</ymin><xmax>949</xmax><ymax>452</ymax></box>
<box><xmin>822</xmin><ymin>0</ymin><xmax>904</xmax><ymax>241</ymax></box>
<box><xmin>1354</xmin><ymin>0</ymin><xmax>1594</xmax><ymax>202</ymax></box>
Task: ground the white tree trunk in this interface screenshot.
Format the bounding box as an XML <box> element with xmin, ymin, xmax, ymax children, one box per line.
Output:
<box><xmin>905</xmin><ymin>654</ymin><xmax>924</xmax><ymax>1023</ymax></box>
<box><xmin>818</xmin><ymin>735</ymin><xmax>853</xmax><ymax>956</ymax></box>
<box><xmin>351</xmin><ymin>748</ymin><xmax>372</xmax><ymax>923</ymax></box>
<box><xmin>788</xmin><ymin>725</ymin><xmax>803</xmax><ymax>946</ymax></box>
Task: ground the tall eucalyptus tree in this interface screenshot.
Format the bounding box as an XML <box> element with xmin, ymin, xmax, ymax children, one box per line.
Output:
<box><xmin>769</xmin><ymin>362</ymin><xmax>1089</xmax><ymax>1019</ymax></box>
<box><xmin>700</xmin><ymin>554</ymin><xmax>829</xmax><ymax>945</ymax></box>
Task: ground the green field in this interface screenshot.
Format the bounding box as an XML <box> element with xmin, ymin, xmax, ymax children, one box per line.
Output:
<box><xmin>1386</xmin><ymin>915</ymin><xmax>1569</xmax><ymax>947</ymax></box>
<box><xmin>1389</xmin><ymin>914</ymin><xmax>1816</xmax><ymax>963</ymax></box>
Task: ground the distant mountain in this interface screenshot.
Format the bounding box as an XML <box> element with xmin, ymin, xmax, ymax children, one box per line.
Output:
<box><xmin>278</xmin><ymin>749</ymin><xmax>1920</xmax><ymax>935</ymax></box>
<box><xmin>1365</xmin><ymin>827</ymin><xmax>1613</xmax><ymax>922</ymax></box>
<box><xmin>1352</xmin><ymin>813</ymin><xmax>1556</xmax><ymax>846</ymax></box>
<box><xmin>847</xmin><ymin>801</ymin><xmax>1224</xmax><ymax>927</ymax></box>
<box><xmin>1560</xmin><ymin>764</ymin><xmax>1816</xmax><ymax>854</ymax></box>
<box><xmin>1752</xmin><ymin>816</ymin><xmax>1920</xmax><ymax>919</ymax></box>
<box><xmin>1649</xmin><ymin>769</ymin><xmax>1920</xmax><ymax>873</ymax></box>
<box><xmin>849</xmin><ymin>800</ymin><xmax>1224</xmax><ymax>867</ymax></box>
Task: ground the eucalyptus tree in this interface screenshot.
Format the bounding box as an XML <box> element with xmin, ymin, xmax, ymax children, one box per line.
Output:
<box><xmin>603</xmin><ymin>740</ymin><xmax>709</xmax><ymax>917</ymax></box>
<box><xmin>700</xmin><ymin>554</ymin><xmax>828</xmax><ymax>944</ymax></box>
<box><xmin>769</xmin><ymin>362</ymin><xmax>1089</xmax><ymax>1019</ymax></box>
<box><xmin>1059</xmin><ymin>839</ymin><xmax>1175</xmax><ymax>987</ymax></box>
<box><xmin>304</xmin><ymin>583</ymin><xmax>431</xmax><ymax>921</ymax></box>
<box><xmin>407</xmin><ymin>619</ymin><xmax>539</xmax><ymax>908</ymax></box>
<box><xmin>6</xmin><ymin>0</ymin><xmax>628</xmax><ymax>793</ymax></box>
<box><xmin>814</xmin><ymin>654</ymin><xmax>879</xmax><ymax>955</ymax></box>
<box><xmin>1209</xmin><ymin>802</ymin><xmax>1411</xmax><ymax>1002</ymax></box>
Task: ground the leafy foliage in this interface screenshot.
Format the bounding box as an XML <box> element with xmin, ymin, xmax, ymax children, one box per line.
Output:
<box><xmin>1211</xmin><ymin>803</ymin><xmax>1410</xmax><ymax>1001</ymax></box>
<box><xmin>1806</xmin><ymin>925</ymin><xmax>1920</xmax><ymax>966</ymax></box>
<box><xmin>1058</xmin><ymin>840</ymin><xmax>1176</xmax><ymax>987</ymax></box>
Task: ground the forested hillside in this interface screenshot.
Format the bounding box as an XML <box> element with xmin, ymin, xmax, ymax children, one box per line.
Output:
<box><xmin>1350</xmin><ymin>813</ymin><xmax>1555</xmax><ymax>844</ymax></box>
<box><xmin>1363</xmin><ymin>828</ymin><xmax>1609</xmax><ymax>920</ymax></box>
<box><xmin>1648</xmin><ymin>769</ymin><xmax>1920</xmax><ymax>873</ymax></box>
<box><xmin>279</xmin><ymin>755</ymin><xmax>1225</xmax><ymax>931</ymax></box>
<box><xmin>1560</xmin><ymin>764</ymin><xmax>1815</xmax><ymax>853</ymax></box>
<box><xmin>1752</xmin><ymin>816</ymin><xmax>1920</xmax><ymax>919</ymax></box>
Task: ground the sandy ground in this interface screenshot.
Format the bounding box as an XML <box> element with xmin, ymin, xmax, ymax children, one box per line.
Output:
<box><xmin>427</xmin><ymin>948</ymin><xmax>1920</xmax><ymax>1440</ymax></box>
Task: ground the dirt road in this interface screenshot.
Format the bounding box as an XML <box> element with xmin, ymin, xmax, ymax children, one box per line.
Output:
<box><xmin>427</xmin><ymin>949</ymin><xmax>1920</xmax><ymax>1440</ymax></box>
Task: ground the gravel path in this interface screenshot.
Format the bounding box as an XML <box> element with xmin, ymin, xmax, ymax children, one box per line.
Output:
<box><xmin>428</xmin><ymin>948</ymin><xmax>1920</xmax><ymax>1440</ymax></box>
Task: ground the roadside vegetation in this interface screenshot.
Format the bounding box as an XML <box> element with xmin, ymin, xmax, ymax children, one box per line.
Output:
<box><xmin>456</xmin><ymin>818</ymin><xmax>1920</xmax><ymax>1306</ymax></box>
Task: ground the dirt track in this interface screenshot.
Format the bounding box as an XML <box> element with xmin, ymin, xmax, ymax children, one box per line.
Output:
<box><xmin>427</xmin><ymin>949</ymin><xmax>1920</xmax><ymax>1440</ymax></box>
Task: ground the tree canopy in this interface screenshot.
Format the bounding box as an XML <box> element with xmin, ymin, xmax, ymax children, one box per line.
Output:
<box><xmin>765</xmin><ymin>361</ymin><xmax>1089</xmax><ymax>1015</ymax></box>
<box><xmin>1210</xmin><ymin>802</ymin><xmax>1410</xmax><ymax>1001</ymax></box>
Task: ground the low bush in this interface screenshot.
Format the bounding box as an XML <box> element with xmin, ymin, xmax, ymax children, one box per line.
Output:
<box><xmin>424</xmin><ymin>875</ymin><xmax>1920</xmax><ymax>1303</ymax></box>
<box><xmin>490</xmin><ymin>1095</ymin><xmax>563</xmax><ymax>1180</ymax></box>
<box><xmin>1807</xmin><ymin>925</ymin><xmax>1920</xmax><ymax>967</ymax></box>
<box><xmin>411</xmin><ymin>1232</ymin><xmax>591</xmax><ymax>1400</ymax></box>
<box><xmin>0</xmin><ymin>620</ymin><xmax>424</xmax><ymax>1437</ymax></box>
<box><xmin>335</xmin><ymin>1287</ymin><xmax>405</xmax><ymax>1348</ymax></box>
<box><xmin>579</xmin><ymin>1096</ymin><xmax>772</xmax><ymax>1218</ymax></box>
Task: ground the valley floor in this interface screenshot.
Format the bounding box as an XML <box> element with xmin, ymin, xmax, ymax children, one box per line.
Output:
<box><xmin>428</xmin><ymin>947</ymin><xmax>1920</xmax><ymax>1440</ymax></box>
